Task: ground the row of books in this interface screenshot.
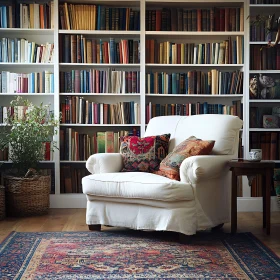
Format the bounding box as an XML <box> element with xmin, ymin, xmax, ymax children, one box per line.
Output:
<box><xmin>61</xmin><ymin>99</ymin><xmax>140</xmax><ymax>125</ymax></box>
<box><xmin>0</xmin><ymin>106</ymin><xmax>27</xmax><ymax>124</ymax></box>
<box><xmin>0</xmin><ymin>2</ymin><xmax>54</xmax><ymax>29</ymax></box>
<box><xmin>59</xmin><ymin>4</ymin><xmax>140</xmax><ymax>31</ymax></box>
<box><xmin>60</xmin><ymin>128</ymin><xmax>140</xmax><ymax>161</ymax></box>
<box><xmin>60</xmin><ymin>165</ymin><xmax>89</xmax><ymax>194</ymax></box>
<box><xmin>250</xmin><ymin>132</ymin><xmax>280</xmax><ymax>160</ymax></box>
<box><xmin>146</xmin><ymin>70</ymin><xmax>243</xmax><ymax>95</ymax></box>
<box><xmin>146</xmin><ymin>7</ymin><xmax>244</xmax><ymax>32</ymax></box>
<box><xmin>0</xmin><ymin>38</ymin><xmax>54</xmax><ymax>63</ymax></box>
<box><xmin>0</xmin><ymin>106</ymin><xmax>51</xmax><ymax>124</ymax></box>
<box><xmin>250</xmin><ymin>20</ymin><xmax>277</xmax><ymax>42</ymax></box>
<box><xmin>0</xmin><ymin>71</ymin><xmax>54</xmax><ymax>94</ymax></box>
<box><xmin>61</xmin><ymin>36</ymin><xmax>140</xmax><ymax>64</ymax></box>
<box><xmin>250</xmin><ymin>107</ymin><xmax>280</xmax><ymax>128</ymax></box>
<box><xmin>0</xmin><ymin>142</ymin><xmax>52</xmax><ymax>161</ymax></box>
<box><xmin>146</xmin><ymin>101</ymin><xmax>242</xmax><ymax>123</ymax></box>
<box><xmin>250</xmin><ymin>0</ymin><xmax>280</xmax><ymax>3</ymax></box>
<box><xmin>60</xmin><ymin>70</ymin><xmax>140</xmax><ymax>94</ymax></box>
<box><xmin>250</xmin><ymin>45</ymin><xmax>280</xmax><ymax>70</ymax></box>
<box><xmin>146</xmin><ymin>37</ymin><xmax>244</xmax><ymax>64</ymax></box>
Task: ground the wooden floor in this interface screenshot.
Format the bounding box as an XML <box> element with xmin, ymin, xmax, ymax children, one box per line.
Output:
<box><xmin>0</xmin><ymin>209</ymin><xmax>279</xmax><ymax>256</ymax></box>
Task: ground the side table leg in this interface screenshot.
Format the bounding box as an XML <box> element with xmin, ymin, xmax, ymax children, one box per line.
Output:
<box><xmin>265</xmin><ymin>169</ymin><xmax>272</xmax><ymax>235</ymax></box>
<box><xmin>262</xmin><ymin>175</ymin><xmax>266</xmax><ymax>228</ymax></box>
<box><xmin>231</xmin><ymin>171</ymin><xmax>238</xmax><ymax>234</ymax></box>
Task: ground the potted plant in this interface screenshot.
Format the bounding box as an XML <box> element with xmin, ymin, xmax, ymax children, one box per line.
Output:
<box><xmin>0</xmin><ymin>96</ymin><xmax>59</xmax><ymax>216</ymax></box>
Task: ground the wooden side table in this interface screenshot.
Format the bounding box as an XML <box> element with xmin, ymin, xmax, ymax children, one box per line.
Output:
<box><xmin>228</xmin><ymin>160</ymin><xmax>275</xmax><ymax>235</ymax></box>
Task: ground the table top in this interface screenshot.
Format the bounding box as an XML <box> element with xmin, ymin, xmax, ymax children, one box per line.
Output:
<box><xmin>228</xmin><ymin>159</ymin><xmax>275</xmax><ymax>169</ymax></box>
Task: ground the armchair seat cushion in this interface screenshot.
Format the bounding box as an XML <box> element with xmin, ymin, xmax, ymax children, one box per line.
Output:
<box><xmin>83</xmin><ymin>172</ymin><xmax>194</xmax><ymax>202</ymax></box>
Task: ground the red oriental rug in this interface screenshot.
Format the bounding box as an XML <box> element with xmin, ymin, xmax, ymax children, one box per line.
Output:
<box><xmin>0</xmin><ymin>231</ymin><xmax>279</xmax><ymax>279</ymax></box>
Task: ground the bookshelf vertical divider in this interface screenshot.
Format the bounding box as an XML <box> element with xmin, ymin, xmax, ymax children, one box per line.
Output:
<box><xmin>53</xmin><ymin>0</ymin><xmax>60</xmax><ymax>196</ymax></box>
<box><xmin>244</xmin><ymin>0</ymin><xmax>250</xmax><ymax>161</ymax></box>
<box><xmin>140</xmin><ymin>0</ymin><xmax>146</xmax><ymax>136</ymax></box>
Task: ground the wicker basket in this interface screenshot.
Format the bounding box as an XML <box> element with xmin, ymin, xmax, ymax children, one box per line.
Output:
<box><xmin>0</xmin><ymin>185</ymin><xmax>5</xmax><ymax>220</ymax></box>
<box><xmin>4</xmin><ymin>172</ymin><xmax>51</xmax><ymax>217</ymax></box>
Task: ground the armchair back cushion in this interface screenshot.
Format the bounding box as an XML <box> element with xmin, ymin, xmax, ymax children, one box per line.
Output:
<box><xmin>145</xmin><ymin>115</ymin><xmax>243</xmax><ymax>156</ymax></box>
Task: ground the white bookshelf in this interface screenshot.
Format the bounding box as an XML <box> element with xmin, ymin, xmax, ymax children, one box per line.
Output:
<box><xmin>2</xmin><ymin>0</ymin><xmax>278</xmax><ymax>212</ymax></box>
<box><xmin>247</xmin><ymin>1</ymin><xmax>280</xmax><ymax>211</ymax></box>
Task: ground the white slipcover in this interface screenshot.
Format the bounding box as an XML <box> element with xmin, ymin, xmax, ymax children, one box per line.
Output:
<box><xmin>83</xmin><ymin>114</ymin><xmax>243</xmax><ymax>235</ymax></box>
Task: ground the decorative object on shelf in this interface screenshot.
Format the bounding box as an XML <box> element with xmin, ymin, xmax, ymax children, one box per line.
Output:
<box><xmin>259</xmin><ymin>74</ymin><xmax>275</xmax><ymax>99</ymax></box>
<box><xmin>263</xmin><ymin>115</ymin><xmax>279</xmax><ymax>128</ymax></box>
<box><xmin>0</xmin><ymin>97</ymin><xmax>59</xmax><ymax>216</ymax></box>
<box><xmin>0</xmin><ymin>185</ymin><xmax>5</xmax><ymax>220</ymax></box>
<box><xmin>250</xmin><ymin>14</ymin><xmax>280</xmax><ymax>47</ymax></box>
<box><xmin>272</xmin><ymin>106</ymin><xmax>280</xmax><ymax>117</ymax></box>
<box><xmin>249</xmin><ymin>75</ymin><xmax>259</xmax><ymax>99</ymax></box>
<box><xmin>249</xmin><ymin>149</ymin><xmax>262</xmax><ymax>162</ymax></box>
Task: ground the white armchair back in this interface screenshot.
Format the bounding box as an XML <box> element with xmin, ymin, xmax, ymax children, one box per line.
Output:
<box><xmin>144</xmin><ymin>115</ymin><xmax>243</xmax><ymax>156</ymax></box>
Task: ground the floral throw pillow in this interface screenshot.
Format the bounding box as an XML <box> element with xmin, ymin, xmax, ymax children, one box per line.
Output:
<box><xmin>154</xmin><ymin>136</ymin><xmax>215</xmax><ymax>181</ymax></box>
<box><xmin>120</xmin><ymin>134</ymin><xmax>171</xmax><ymax>172</ymax></box>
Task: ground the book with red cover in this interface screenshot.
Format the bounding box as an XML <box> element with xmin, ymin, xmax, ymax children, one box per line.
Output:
<box><xmin>156</xmin><ymin>10</ymin><xmax>161</xmax><ymax>31</ymax></box>
<box><xmin>105</xmin><ymin>131</ymin><xmax>114</xmax><ymax>153</ymax></box>
<box><xmin>44</xmin><ymin>142</ymin><xmax>51</xmax><ymax>161</ymax></box>
<box><xmin>197</xmin><ymin>9</ymin><xmax>202</xmax><ymax>31</ymax></box>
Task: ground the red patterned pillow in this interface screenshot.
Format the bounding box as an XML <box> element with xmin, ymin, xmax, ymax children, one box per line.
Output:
<box><xmin>120</xmin><ymin>134</ymin><xmax>171</xmax><ymax>172</ymax></box>
<box><xmin>154</xmin><ymin>136</ymin><xmax>215</xmax><ymax>181</ymax></box>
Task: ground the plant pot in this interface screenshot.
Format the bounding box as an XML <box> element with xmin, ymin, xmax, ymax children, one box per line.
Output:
<box><xmin>4</xmin><ymin>174</ymin><xmax>51</xmax><ymax>217</ymax></box>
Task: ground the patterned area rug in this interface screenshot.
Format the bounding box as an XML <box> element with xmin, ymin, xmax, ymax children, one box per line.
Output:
<box><xmin>0</xmin><ymin>231</ymin><xmax>279</xmax><ymax>279</ymax></box>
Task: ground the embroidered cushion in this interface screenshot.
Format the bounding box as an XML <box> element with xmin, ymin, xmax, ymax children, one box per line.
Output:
<box><xmin>155</xmin><ymin>136</ymin><xmax>215</xmax><ymax>181</ymax></box>
<box><xmin>120</xmin><ymin>134</ymin><xmax>171</xmax><ymax>172</ymax></box>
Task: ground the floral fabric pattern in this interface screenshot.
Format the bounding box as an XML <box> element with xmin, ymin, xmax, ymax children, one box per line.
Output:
<box><xmin>120</xmin><ymin>134</ymin><xmax>170</xmax><ymax>172</ymax></box>
<box><xmin>0</xmin><ymin>231</ymin><xmax>279</xmax><ymax>279</ymax></box>
<box><xmin>155</xmin><ymin>136</ymin><xmax>215</xmax><ymax>180</ymax></box>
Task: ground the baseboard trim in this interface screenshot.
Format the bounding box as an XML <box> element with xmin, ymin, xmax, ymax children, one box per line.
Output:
<box><xmin>50</xmin><ymin>194</ymin><xmax>87</xmax><ymax>208</ymax></box>
<box><xmin>50</xmin><ymin>194</ymin><xmax>280</xmax><ymax>211</ymax></box>
<box><xmin>237</xmin><ymin>197</ymin><xmax>279</xmax><ymax>212</ymax></box>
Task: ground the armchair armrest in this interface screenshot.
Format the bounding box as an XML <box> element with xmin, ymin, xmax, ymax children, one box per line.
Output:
<box><xmin>86</xmin><ymin>153</ymin><xmax>123</xmax><ymax>174</ymax></box>
<box><xmin>180</xmin><ymin>155</ymin><xmax>233</xmax><ymax>184</ymax></box>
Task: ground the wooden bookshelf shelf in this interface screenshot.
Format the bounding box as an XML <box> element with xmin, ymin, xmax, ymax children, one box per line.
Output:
<box><xmin>146</xmin><ymin>94</ymin><xmax>243</xmax><ymax>97</ymax></box>
<box><xmin>249</xmin><ymin>4</ymin><xmax>280</xmax><ymax>8</ymax></box>
<box><xmin>249</xmin><ymin>100</ymin><xmax>280</xmax><ymax>103</ymax></box>
<box><xmin>59</xmin><ymin>93</ymin><xmax>141</xmax><ymax>96</ymax></box>
<box><xmin>249</xmin><ymin>41</ymin><xmax>269</xmax><ymax>44</ymax></box>
<box><xmin>249</xmin><ymin>128</ymin><xmax>280</xmax><ymax>132</ymax></box>
<box><xmin>60</xmin><ymin>161</ymin><xmax>87</xmax><ymax>163</ymax></box>
<box><xmin>146</xmin><ymin>0</ymin><xmax>243</xmax><ymax>4</ymax></box>
<box><xmin>146</xmin><ymin>64</ymin><xmax>244</xmax><ymax>68</ymax></box>
<box><xmin>59</xmin><ymin>124</ymin><xmax>141</xmax><ymax>127</ymax></box>
<box><xmin>59</xmin><ymin>63</ymin><xmax>140</xmax><ymax>67</ymax></box>
<box><xmin>59</xmin><ymin>30</ymin><xmax>141</xmax><ymax>35</ymax></box>
<box><xmin>0</xmin><ymin>93</ymin><xmax>54</xmax><ymax>96</ymax></box>
<box><xmin>250</xmin><ymin>70</ymin><xmax>280</xmax><ymax>74</ymax></box>
<box><xmin>0</xmin><ymin>63</ymin><xmax>54</xmax><ymax>66</ymax></box>
<box><xmin>146</xmin><ymin>31</ymin><xmax>245</xmax><ymax>36</ymax></box>
<box><xmin>0</xmin><ymin>28</ymin><xmax>54</xmax><ymax>35</ymax></box>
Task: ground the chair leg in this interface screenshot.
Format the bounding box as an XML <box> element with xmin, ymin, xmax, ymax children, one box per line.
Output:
<box><xmin>88</xmin><ymin>224</ymin><xmax>101</xmax><ymax>231</ymax></box>
<box><xmin>211</xmin><ymin>223</ymin><xmax>224</xmax><ymax>231</ymax></box>
<box><xmin>178</xmin><ymin>233</ymin><xmax>193</xmax><ymax>244</ymax></box>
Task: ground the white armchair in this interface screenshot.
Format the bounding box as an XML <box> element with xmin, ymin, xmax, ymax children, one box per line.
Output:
<box><xmin>82</xmin><ymin>114</ymin><xmax>243</xmax><ymax>238</ymax></box>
